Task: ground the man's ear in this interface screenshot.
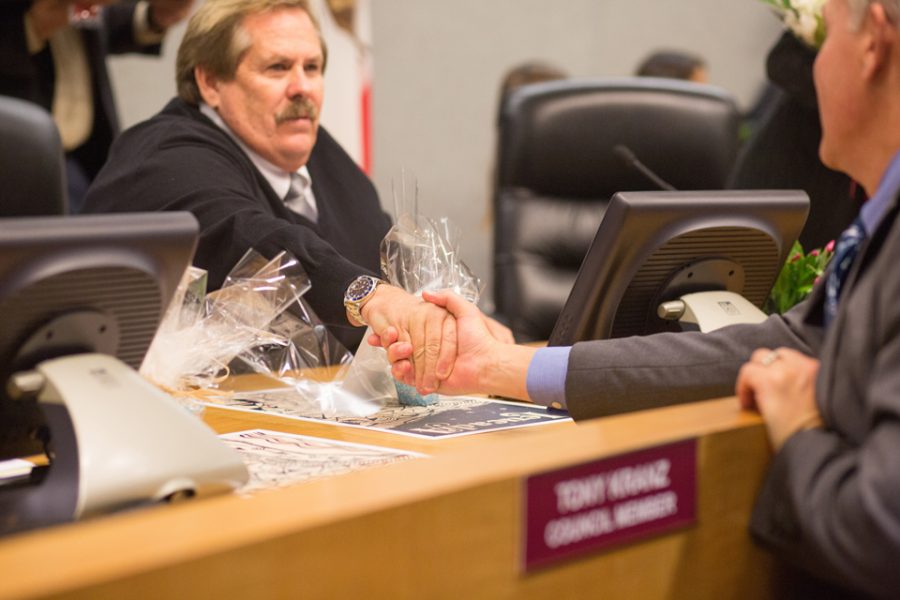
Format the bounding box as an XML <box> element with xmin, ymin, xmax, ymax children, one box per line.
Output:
<box><xmin>861</xmin><ymin>2</ymin><xmax>895</xmax><ymax>79</ymax></box>
<box><xmin>194</xmin><ymin>65</ymin><xmax>221</xmax><ymax>108</ymax></box>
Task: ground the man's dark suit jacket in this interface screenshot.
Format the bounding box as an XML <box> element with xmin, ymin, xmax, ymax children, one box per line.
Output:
<box><xmin>562</xmin><ymin>181</ymin><xmax>900</xmax><ymax>597</ymax></box>
<box><xmin>82</xmin><ymin>98</ymin><xmax>391</xmax><ymax>351</ymax></box>
<box><xmin>0</xmin><ymin>1</ymin><xmax>160</xmax><ymax>180</ymax></box>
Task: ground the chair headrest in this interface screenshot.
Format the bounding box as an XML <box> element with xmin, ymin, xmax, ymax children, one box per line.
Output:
<box><xmin>497</xmin><ymin>77</ymin><xmax>740</xmax><ymax>199</ymax></box>
<box><xmin>0</xmin><ymin>95</ymin><xmax>67</xmax><ymax>216</ymax></box>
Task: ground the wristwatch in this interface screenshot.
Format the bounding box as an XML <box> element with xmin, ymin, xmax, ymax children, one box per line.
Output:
<box><xmin>344</xmin><ymin>275</ymin><xmax>385</xmax><ymax>326</ymax></box>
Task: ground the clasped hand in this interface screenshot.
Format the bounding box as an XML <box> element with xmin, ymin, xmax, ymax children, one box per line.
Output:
<box><xmin>735</xmin><ymin>346</ymin><xmax>823</xmax><ymax>451</ymax></box>
<box><xmin>360</xmin><ymin>285</ymin><xmax>458</xmax><ymax>395</ymax></box>
<box><xmin>366</xmin><ymin>289</ymin><xmax>514</xmax><ymax>396</ymax></box>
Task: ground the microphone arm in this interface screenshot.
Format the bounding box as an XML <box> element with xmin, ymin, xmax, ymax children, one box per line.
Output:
<box><xmin>613</xmin><ymin>145</ymin><xmax>677</xmax><ymax>191</ymax></box>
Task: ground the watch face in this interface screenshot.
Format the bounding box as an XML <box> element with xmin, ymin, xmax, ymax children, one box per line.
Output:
<box><xmin>346</xmin><ymin>276</ymin><xmax>376</xmax><ymax>302</ymax></box>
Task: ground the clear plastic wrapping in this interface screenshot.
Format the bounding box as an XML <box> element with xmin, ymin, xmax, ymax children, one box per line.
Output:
<box><xmin>380</xmin><ymin>212</ymin><xmax>481</xmax><ymax>303</ymax></box>
<box><xmin>141</xmin><ymin>249</ymin><xmax>387</xmax><ymax>417</ymax></box>
<box><xmin>343</xmin><ymin>175</ymin><xmax>483</xmax><ymax>405</ymax></box>
<box><xmin>142</xmin><ymin>176</ymin><xmax>481</xmax><ymax>415</ymax></box>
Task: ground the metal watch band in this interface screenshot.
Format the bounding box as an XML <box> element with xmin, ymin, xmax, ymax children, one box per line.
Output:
<box><xmin>344</xmin><ymin>275</ymin><xmax>384</xmax><ymax>326</ymax></box>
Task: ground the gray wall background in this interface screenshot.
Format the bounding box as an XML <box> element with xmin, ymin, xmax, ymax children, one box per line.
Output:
<box><xmin>110</xmin><ymin>0</ymin><xmax>785</xmax><ymax>310</ymax></box>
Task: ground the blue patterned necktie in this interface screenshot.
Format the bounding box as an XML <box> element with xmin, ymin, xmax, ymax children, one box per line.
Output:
<box><xmin>824</xmin><ymin>216</ymin><xmax>866</xmax><ymax>327</ymax></box>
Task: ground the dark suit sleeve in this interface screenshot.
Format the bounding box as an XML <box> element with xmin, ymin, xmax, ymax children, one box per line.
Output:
<box><xmin>563</xmin><ymin>299</ymin><xmax>820</xmax><ymax>420</ymax></box>
<box><xmin>103</xmin><ymin>1</ymin><xmax>162</xmax><ymax>56</ymax></box>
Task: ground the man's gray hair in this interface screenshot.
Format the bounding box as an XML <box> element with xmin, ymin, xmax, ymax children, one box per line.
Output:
<box><xmin>846</xmin><ymin>0</ymin><xmax>900</xmax><ymax>28</ymax></box>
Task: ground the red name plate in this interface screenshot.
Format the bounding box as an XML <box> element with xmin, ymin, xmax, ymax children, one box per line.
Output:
<box><xmin>523</xmin><ymin>439</ymin><xmax>697</xmax><ymax>571</ymax></box>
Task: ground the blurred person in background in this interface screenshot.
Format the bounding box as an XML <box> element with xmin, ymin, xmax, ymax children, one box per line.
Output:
<box><xmin>0</xmin><ymin>0</ymin><xmax>193</xmax><ymax>212</ymax></box>
<box><xmin>636</xmin><ymin>50</ymin><xmax>708</xmax><ymax>83</ymax></box>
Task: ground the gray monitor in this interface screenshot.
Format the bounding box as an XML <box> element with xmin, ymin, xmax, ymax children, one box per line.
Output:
<box><xmin>548</xmin><ymin>190</ymin><xmax>810</xmax><ymax>346</ymax></box>
<box><xmin>0</xmin><ymin>213</ymin><xmax>197</xmax><ymax>460</ymax></box>
<box><xmin>0</xmin><ymin>212</ymin><xmax>248</xmax><ymax>535</ymax></box>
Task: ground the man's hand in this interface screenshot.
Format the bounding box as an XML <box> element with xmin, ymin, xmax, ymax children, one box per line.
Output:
<box><xmin>374</xmin><ymin>290</ymin><xmax>533</xmax><ymax>399</ymax></box>
<box><xmin>28</xmin><ymin>0</ymin><xmax>75</xmax><ymax>42</ymax></box>
<box><xmin>735</xmin><ymin>347</ymin><xmax>823</xmax><ymax>451</ymax></box>
<box><xmin>359</xmin><ymin>285</ymin><xmax>456</xmax><ymax>395</ymax></box>
<box><xmin>147</xmin><ymin>0</ymin><xmax>193</xmax><ymax>30</ymax></box>
<box><xmin>483</xmin><ymin>314</ymin><xmax>515</xmax><ymax>345</ymax></box>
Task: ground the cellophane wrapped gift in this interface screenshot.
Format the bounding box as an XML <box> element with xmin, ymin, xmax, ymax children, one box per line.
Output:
<box><xmin>140</xmin><ymin>249</ymin><xmax>392</xmax><ymax>417</ymax></box>
<box><xmin>344</xmin><ymin>178</ymin><xmax>483</xmax><ymax>406</ymax></box>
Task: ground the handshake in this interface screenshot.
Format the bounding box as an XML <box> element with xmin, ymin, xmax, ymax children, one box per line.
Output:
<box><xmin>357</xmin><ymin>285</ymin><xmax>537</xmax><ymax>402</ymax></box>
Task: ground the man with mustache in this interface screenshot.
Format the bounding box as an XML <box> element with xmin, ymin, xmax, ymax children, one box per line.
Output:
<box><xmin>82</xmin><ymin>0</ymin><xmax>466</xmax><ymax>387</ymax></box>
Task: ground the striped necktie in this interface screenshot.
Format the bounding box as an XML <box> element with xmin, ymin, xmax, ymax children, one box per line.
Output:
<box><xmin>284</xmin><ymin>172</ymin><xmax>318</xmax><ymax>222</ymax></box>
<box><xmin>824</xmin><ymin>216</ymin><xmax>866</xmax><ymax>327</ymax></box>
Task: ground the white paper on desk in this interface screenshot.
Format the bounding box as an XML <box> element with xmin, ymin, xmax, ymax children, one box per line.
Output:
<box><xmin>219</xmin><ymin>429</ymin><xmax>427</xmax><ymax>494</ymax></box>
<box><xmin>206</xmin><ymin>393</ymin><xmax>572</xmax><ymax>439</ymax></box>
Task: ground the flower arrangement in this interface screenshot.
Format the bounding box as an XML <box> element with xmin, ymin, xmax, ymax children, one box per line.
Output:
<box><xmin>765</xmin><ymin>239</ymin><xmax>834</xmax><ymax>314</ymax></box>
<box><xmin>760</xmin><ymin>0</ymin><xmax>827</xmax><ymax>48</ymax></box>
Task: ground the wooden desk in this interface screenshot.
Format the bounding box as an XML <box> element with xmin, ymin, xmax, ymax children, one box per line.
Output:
<box><xmin>0</xmin><ymin>396</ymin><xmax>775</xmax><ymax>599</ymax></box>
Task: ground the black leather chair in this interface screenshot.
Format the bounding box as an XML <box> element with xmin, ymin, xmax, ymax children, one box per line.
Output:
<box><xmin>0</xmin><ymin>95</ymin><xmax>67</xmax><ymax>216</ymax></box>
<box><xmin>493</xmin><ymin>77</ymin><xmax>741</xmax><ymax>341</ymax></box>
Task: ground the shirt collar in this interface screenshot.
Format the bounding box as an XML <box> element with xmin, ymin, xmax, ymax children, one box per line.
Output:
<box><xmin>199</xmin><ymin>102</ymin><xmax>311</xmax><ymax>200</ymax></box>
<box><xmin>859</xmin><ymin>149</ymin><xmax>900</xmax><ymax>235</ymax></box>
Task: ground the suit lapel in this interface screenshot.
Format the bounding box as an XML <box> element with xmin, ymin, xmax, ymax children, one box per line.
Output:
<box><xmin>817</xmin><ymin>195</ymin><xmax>900</xmax><ymax>422</ymax></box>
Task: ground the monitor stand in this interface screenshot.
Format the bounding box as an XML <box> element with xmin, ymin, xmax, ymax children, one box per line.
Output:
<box><xmin>0</xmin><ymin>353</ymin><xmax>248</xmax><ymax>535</ymax></box>
<box><xmin>657</xmin><ymin>290</ymin><xmax>768</xmax><ymax>333</ymax></box>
